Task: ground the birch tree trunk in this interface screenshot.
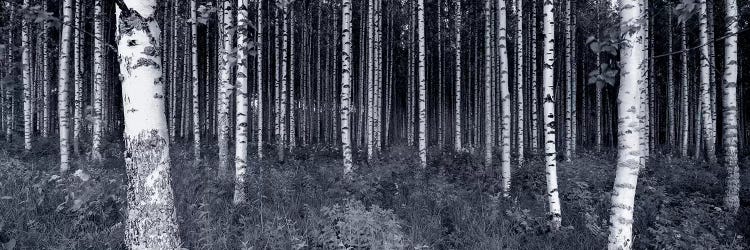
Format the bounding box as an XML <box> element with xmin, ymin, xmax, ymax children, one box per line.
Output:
<box><xmin>116</xmin><ymin>1</ymin><xmax>181</xmax><ymax>248</ymax></box>
<box><xmin>92</xmin><ymin>0</ymin><xmax>104</xmax><ymax>160</ymax></box>
<box><xmin>257</xmin><ymin>0</ymin><xmax>264</xmax><ymax>159</ymax></box>
<box><xmin>218</xmin><ymin>0</ymin><xmax>235</xmax><ymax>178</ymax></box>
<box><xmin>681</xmin><ymin>22</ymin><xmax>689</xmax><ymax>157</ymax></box>
<box><xmin>367</xmin><ymin>0</ymin><xmax>375</xmax><ymax>160</ymax></box>
<box><xmin>21</xmin><ymin>0</ymin><xmax>31</xmax><ymax>151</ymax></box>
<box><xmin>667</xmin><ymin>4</ymin><xmax>675</xmax><ymax>146</ymax></box>
<box><xmin>234</xmin><ymin>0</ymin><xmax>250</xmax><ymax>205</ymax></box>
<box><xmin>417</xmin><ymin>0</ymin><xmax>427</xmax><ymax>168</ymax></box>
<box><xmin>73</xmin><ymin>0</ymin><xmax>83</xmax><ymax>156</ymax></box>
<box><xmin>607</xmin><ymin>1</ymin><xmax>645</xmax><ymax>248</ymax></box>
<box><xmin>515</xmin><ymin>0</ymin><xmax>524</xmax><ymax>165</ymax></box>
<box><xmin>279</xmin><ymin>2</ymin><xmax>289</xmax><ymax>161</ymax></box>
<box><xmin>42</xmin><ymin>0</ymin><xmax>50</xmax><ymax>139</ymax></box>
<box><xmin>497</xmin><ymin>0</ymin><xmax>511</xmax><ymax>197</ymax></box>
<box><xmin>530</xmin><ymin>0</ymin><xmax>538</xmax><ymax>151</ymax></box>
<box><xmin>341</xmin><ymin>0</ymin><xmax>354</xmax><ymax>175</ymax></box>
<box><xmin>191</xmin><ymin>0</ymin><xmax>201</xmax><ymax>162</ymax></box>
<box><xmin>564</xmin><ymin>0</ymin><xmax>573</xmax><ymax>161</ymax></box>
<box><xmin>722</xmin><ymin>0</ymin><xmax>740</xmax><ymax>214</ymax></box>
<box><xmin>454</xmin><ymin>0</ymin><xmax>462</xmax><ymax>152</ymax></box>
<box><xmin>542</xmin><ymin>0</ymin><xmax>561</xmax><ymax>231</ymax></box>
<box><xmin>58</xmin><ymin>0</ymin><xmax>73</xmax><ymax>172</ymax></box>
<box><xmin>483</xmin><ymin>0</ymin><xmax>493</xmax><ymax>166</ymax></box>
<box><xmin>698</xmin><ymin>0</ymin><xmax>716</xmax><ymax>162</ymax></box>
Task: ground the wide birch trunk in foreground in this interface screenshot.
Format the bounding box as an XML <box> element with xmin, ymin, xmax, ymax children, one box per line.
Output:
<box><xmin>116</xmin><ymin>0</ymin><xmax>181</xmax><ymax>248</ymax></box>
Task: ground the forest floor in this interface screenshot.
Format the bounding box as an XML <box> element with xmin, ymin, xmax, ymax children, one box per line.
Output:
<box><xmin>0</xmin><ymin>139</ymin><xmax>749</xmax><ymax>249</ymax></box>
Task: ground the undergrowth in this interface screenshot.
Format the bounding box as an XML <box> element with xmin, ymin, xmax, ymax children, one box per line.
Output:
<box><xmin>0</xmin><ymin>140</ymin><xmax>747</xmax><ymax>249</ymax></box>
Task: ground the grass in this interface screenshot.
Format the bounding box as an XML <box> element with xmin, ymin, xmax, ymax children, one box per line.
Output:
<box><xmin>0</xmin><ymin>139</ymin><xmax>748</xmax><ymax>249</ymax></box>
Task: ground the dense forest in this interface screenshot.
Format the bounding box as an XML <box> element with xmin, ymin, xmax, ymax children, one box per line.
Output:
<box><xmin>0</xmin><ymin>0</ymin><xmax>749</xmax><ymax>249</ymax></box>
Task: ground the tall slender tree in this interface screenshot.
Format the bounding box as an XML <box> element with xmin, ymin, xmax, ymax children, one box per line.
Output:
<box><xmin>92</xmin><ymin>0</ymin><xmax>104</xmax><ymax>160</ymax></box>
<box><xmin>417</xmin><ymin>0</ymin><xmax>427</xmax><ymax>168</ymax></box>
<box><xmin>218</xmin><ymin>0</ymin><xmax>235</xmax><ymax>178</ymax></box>
<box><xmin>542</xmin><ymin>0</ymin><xmax>561</xmax><ymax>231</ymax></box>
<box><xmin>515</xmin><ymin>0</ymin><xmax>524</xmax><ymax>165</ymax></box>
<box><xmin>454</xmin><ymin>0</ymin><xmax>462</xmax><ymax>152</ymax></box>
<box><xmin>341</xmin><ymin>0</ymin><xmax>353</xmax><ymax>175</ymax></box>
<box><xmin>58</xmin><ymin>0</ymin><xmax>73</xmax><ymax>172</ymax></box>
<box><xmin>191</xmin><ymin>0</ymin><xmax>201</xmax><ymax>162</ymax></box>
<box><xmin>722</xmin><ymin>0</ymin><xmax>740</xmax><ymax>214</ymax></box>
<box><xmin>497</xmin><ymin>0</ymin><xmax>511</xmax><ymax>197</ymax></box>
<box><xmin>698</xmin><ymin>0</ymin><xmax>716</xmax><ymax>162</ymax></box>
<box><xmin>21</xmin><ymin>0</ymin><xmax>31</xmax><ymax>151</ymax></box>
<box><xmin>234</xmin><ymin>0</ymin><xmax>250</xmax><ymax>205</ymax></box>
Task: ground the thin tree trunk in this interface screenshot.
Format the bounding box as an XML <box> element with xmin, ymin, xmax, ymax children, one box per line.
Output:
<box><xmin>341</xmin><ymin>0</ymin><xmax>354</xmax><ymax>175</ymax></box>
<box><xmin>58</xmin><ymin>0</ymin><xmax>74</xmax><ymax>172</ymax></box>
<box><xmin>681</xmin><ymin>22</ymin><xmax>689</xmax><ymax>157</ymax></box>
<box><xmin>191</xmin><ymin>0</ymin><xmax>201</xmax><ymax>162</ymax></box>
<box><xmin>497</xmin><ymin>0</ymin><xmax>511</xmax><ymax>197</ymax></box>
<box><xmin>515</xmin><ymin>0</ymin><xmax>524</xmax><ymax>164</ymax></box>
<box><xmin>21</xmin><ymin>0</ymin><xmax>31</xmax><ymax>151</ymax></box>
<box><xmin>542</xmin><ymin>0</ymin><xmax>561</xmax><ymax>230</ymax></box>
<box><xmin>279</xmin><ymin>1</ymin><xmax>289</xmax><ymax>161</ymax></box>
<box><xmin>417</xmin><ymin>0</ymin><xmax>427</xmax><ymax>168</ymax></box>
<box><xmin>256</xmin><ymin>0</ymin><xmax>264</xmax><ymax>159</ymax></box>
<box><xmin>722</xmin><ymin>0</ymin><xmax>740</xmax><ymax>213</ymax></box>
<box><xmin>73</xmin><ymin>0</ymin><xmax>83</xmax><ymax>156</ymax></box>
<box><xmin>484</xmin><ymin>0</ymin><xmax>493</xmax><ymax>166</ymax></box>
<box><xmin>454</xmin><ymin>0</ymin><xmax>462</xmax><ymax>152</ymax></box>
<box><xmin>92</xmin><ymin>0</ymin><xmax>104</xmax><ymax>160</ymax></box>
<box><xmin>667</xmin><ymin>3</ymin><xmax>675</xmax><ymax>147</ymax></box>
<box><xmin>233</xmin><ymin>0</ymin><xmax>250</xmax><ymax>205</ymax></box>
<box><xmin>218</xmin><ymin>0</ymin><xmax>235</xmax><ymax>178</ymax></box>
<box><xmin>564</xmin><ymin>0</ymin><xmax>573</xmax><ymax>161</ymax></box>
<box><xmin>698</xmin><ymin>0</ymin><xmax>716</xmax><ymax>162</ymax></box>
<box><xmin>117</xmin><ymin>1</ymin><xmax>181</xmax><ymax>248</ymax></box>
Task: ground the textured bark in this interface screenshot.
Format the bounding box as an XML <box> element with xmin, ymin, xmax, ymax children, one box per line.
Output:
<box><xmin>57</xmin><ymin>0</ymin><xmax>73</xmax><ymax>172</ymax></box>
<box><xmin>667</xmin><ymin>4</ymin><xmax>675</xmax><ymax>146</ymax></box>
<box><xmin>722</xmin><ymin>0</ymin><xmax>740</xmax><ymax>214</ymax></box>
<box><xmin>530</xmin><ymin>0</ymin><xmax>538</xmax><ymax>151</ymax></box>
<box><xmin>218</xmin><ymin>0</ymin><xmax>235</xmax><ymax>178</ymax></box>
<box><xmin>367</xmin><ymin>0</ymin><xmax>375</xmax><ymax>160</ymax></box>
<box><xmin>541</xmin><ymin>0</ymin><xmax>561</xmax><ymax>230</ymax></box>
<box><xmin>191</xmin><ymin>0</ymin><xmax>201</xmax><ymax>162</ymax></box>
<box><xmin>117</xmin><ymin>1</ymin><xmax>182</xmax><ymax>248</ymax></box>
<box><xmin>257</xmin><ymin>0</ymin><xmax>264</xmax><ymax>159</ymax></box>
<box><xmin>341</xmin><ymin>0</ymin><xmax>354</xmax><ymax>175</ymax></box>
<box><xmin>698</xmin><ymin>0</ymin><xmax>716</xmax><ymax>162</ymax></box>
<box><xmin>41</xmin><ymin>0</ymin><xmax>50</xmax><ymax>139</ymax></box>
<box><xmin>564</xmin><ymin>0</ymin><xmax>573</xmax><ymax>161</ymax></box>
<box><xmin>483</xmin><ymin>0</ymin><xmax>493</xmax><ymax>166</ymax></box>
<box><xmin>21</xmin><ymin>0</ymin><xmax>31</xmax><ymax>151</ymax></box>
<box><xmin>515</xmin><ymin>0</ymin><xmax>524</xmax><ymax>165</ymax></box>
<box><xmin>680</xmin><ymin>22</ymin><xmax>689</xmax><ymax>157</ymax></box>
<box><xmin>234</xmin><ymin>0</ymin><xmax>250</xmax><ymax>205</ymax></box>
<box><xmin>279</xmin><ymin>2</ymin><xmax>289</xmax><ymax>161</ymax></box>
<box><xmin>417</xmin><ymin>0</ymin><xmax>427</xmax><ymax>168</ymax></box>
<box><xmin>497</xmin><ymin>0</ymin><xmax>511</xmax><ymax>197</ymax></box>
<box><xmin>454</xmin><ymin>0</ymin><xmax>462</xmax><ymax>152</ymax></box>
<box><xmin>607</xmin><ymin>1</ymin><xmax>644</xmax><ymax>248</ymax></box>
<box><xmin>73</xmin><ymin>0</ymin><xmax>83</xmax><ymax>156</ymax></box>
<box><xmin>92</xmin><ymin>0</ymin><xmax>104</xmax><ymax>160</ymax></box>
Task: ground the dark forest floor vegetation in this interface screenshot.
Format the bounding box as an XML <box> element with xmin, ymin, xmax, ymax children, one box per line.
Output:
<box><xmin>1</xmin><ymin>140</ymin><xmax>749</xmax><ymax>249</ymax></box>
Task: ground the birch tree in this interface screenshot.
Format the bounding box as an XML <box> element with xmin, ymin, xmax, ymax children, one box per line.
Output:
<box><xmin>483</xmin><ymin>0</ymin><xmax>493</xmax><ymax>166</ymax></box>
<box><xmin>115</xmin><ymin>0</ymin><xmax>181</xmax><ymax>248</ymax></box>
<box><xmin>497</xmin><ymin>0</ymin><xmax>511</xmax><ymax>197</ymax></box>
<box><xmin>234</xmin><ymin>0</ymin><xmax>250</xmax><ymax>205</ymax></box>
<box><xmin>722</xmin><ymin>0</ymin><xmax>740</xmax><ymax>214</ymax></box>
<box><xmin>698</xmin><ymin>0</ymin><xmax>716</xmax><ymax>162</ymax></box>
<box><xmin>607</xmin><ymin>0</ymin><xmax>645</xmax><ymax>248</ymax></box>
<box><xmin>257</xmin><ymin>0</ymin><xmax>264</xmax><ymax>159</ymax></box>
<box><xmin>218</xmin><ymin>0</ymin><xmax>235</xmax><ymax>178</ymax></box>
<box><xmin>58</xmin><ymin>0</ymin><xmax>74</xmax><ymax>172</ymax></box>
<box><xmin>515</xmin><ymin>0</ymin><xmax>524</xmax><ymax>165</ymax></box>
<box><xmin>191</xmin><ymin>0</ymin><xmax>201</xmax><ymax>162</ymax></box>
<box><xmin>564</xmin><ymin>0</ymin><xmax>573</xmax><ymax>161</ymax></box>
<box><xmin>73</xmin><ymin>0</ymin><xmax>83</xmax><ymax>156</ymax></box>
<box><xmin>417</xmin><ymin>0</ymin><xmax>427</xmax><ymax>168</ymax></box>
<box><xmin>542</xmin><ymin>0</ymin><xmax>561</xmax><ymax>231</ymax></box>
<box><xmin>341</xmin><ymin>0</ymin><xmax>353</xmax><ymax>175</ymax></box>
<box><xmin>454</xmin><ymin>0</ymin><xmax>462</xmax><ymax>152</ymax></box>
<box><xmin>92</xmin><ymin>0</ymin><xmax>104</xmax><ymax>160</ymax></box>
<box><xmin>680</xmin><ymin>22</ymin><xmax>689</xmax><ymax>157</ymax></box>
<box><xmin>279</xmin><ymin>1</ymin><xmax>289</xmax><ymax>161</ymax></box>
<box><xmin>21</xmin><ymin>0</ymin><xmax>31</xmax><ymax>151</ymax></box>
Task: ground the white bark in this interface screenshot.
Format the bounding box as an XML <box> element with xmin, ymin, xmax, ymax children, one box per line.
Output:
<box><xmin>341</xmin><ymin>0</ymin><xmax>354</xmax><ymax>175</ymax></box>
<box><xmin>218</xmin><ymin>0</ymin><xmax>235</xmax><ymax>178</ymax></box>
<box><xmin>498</xmin><ymin>0</ymin><xmax>511</xmax><ymax>197</ymax></box>
<box><xmin>515</xmin><ymin>0</ymin><xmax>524</xmax><ymax>165</ymax></box>
<box><xmin>73</xmin><ymin>0</ymin><xmax>83</xmax><ymax>156</ymax></box>
<box><xmin>92</xmin><ymin>0</ymin><xmax>104</xmax><ymax>161</ymax></box>
<box><xmin>698</xmin><ymin>0</ymin><xmax>716</xmax><ymax>162</ymax></box>
<box><xmin>191</xmin><ymin>0</ymin><xmax>201</xmax><ymax>162</ymax></box>
<box><xmin>117</xmin><ymin>1</ymin><xmax>181</xmax><ymax>248</ymax></box>
<box><xmin>234</xmin><ymin>0</ymin><xmax>250</xmax><ymax>205</ymax></box>
<box><xmin>257</xmin><ymin>0</ymin><xmax>264</xmax><ymax>159</ymax></box>
<box><xmin>279</xmin><ymin>2</ymin><xmax>289</xmax><ymax>160</ymax></box>
<box><xmin>564</xmin><ymin>0</ymin><xmax>573</xmax><ymax>161</ymax></box>
<box><xmin>530</xmin><ymin>0</ymin><xmax>538</xmax><ymax>151</ymax></box>
<box><xmin>367</xmin><ymin>0</ymin><xmax>375</xmax><ymax>160</ymax></box>
<box><xmin>483</xmin><ymin>0</ymin><xmax>493</xmax><ymax>166</ymax></box>
<box><xmin>680</xmin><ymin>22</ymin><xmax>689</xmax><ymax>157</ymax></box>
<box><xmin>607</xmin><ymin>1</ymin><xmax>645</xmax><ymax>248</ymax></box>
<box><xmin>542</xmin><ymin>0</ymin><xmax>561</xmax><ymax>231</ymax></box>
<box><xmin>454</xmin><ymin>0</ymin><xmax>462</xmax><ymax>152</ymax></box>
<box><xmin>58</xmin><ymin>0</ymin><xmax>73</xmax><ymax>172</ymax></box>
<box><xmin>21</xmin><ymin>0</ymin><xmax>31</xmax><ymax>151</ymax></box>
<box><xmin>722</xmin><ymin>0</ymin><xmax>740</xmax><ymax>214</ymax></box>
<box><xmin>417</xmin><ymin>0</ymin><xmax>427</xmax><ymax>168</ymax></box>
